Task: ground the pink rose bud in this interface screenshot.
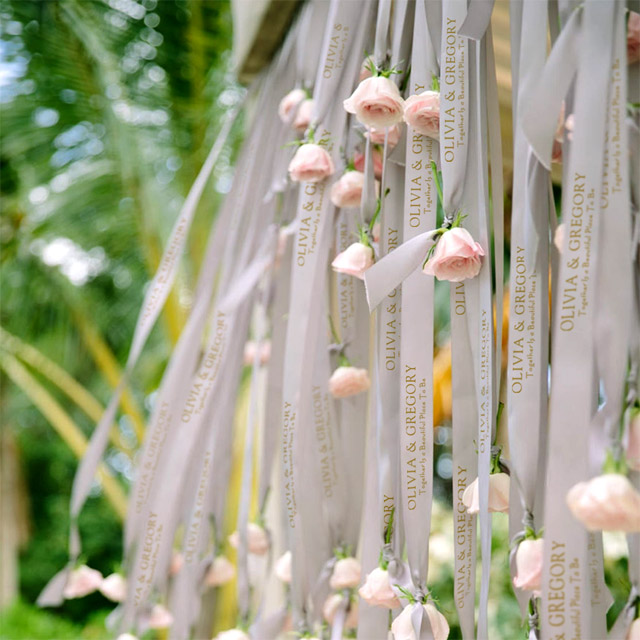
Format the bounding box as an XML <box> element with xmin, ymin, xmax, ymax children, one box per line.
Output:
<box><xmin>63</xmin><ymin>565</ymin><xmax>103</xmax><ymax>599</ymax></box>
<box><xmin>228</xmin><ymin>522</ymin><xmax>270</xmax><ymax>555</ymax></box>
<box><xmin>99</xmin><ymin>573</ymin><xmax>126</xmax><ymax>602</ymax></box>
<box><xmin>392</xmin><ymin>602</ymin><xmax>450</xmax><ymax>640</ymax></box>
<box><xmin>148</xmin><ymin>604</ymin><xmax>174</xmax><ymax>630</ymax></box>
<box><xmin>328</xmin><ymin>366</ymin><xmax>371</xmax><ymax>399</ymax></box>
<box><xmin>627</xmin><ymin>618</ymin><xmax>640</xmax><ymax>640</ymax></box>
<box><xmin>331</xmin><ymin>242</ymin><xmax>374</xmax><ymax>279</ymax></box>
<box><xmin>243</xmin><ymin>340</ymin><xmax>271</xmax><ymax>367</ymax></box>
<box><xmin>329</xmin><ymin>557</ymin><xmax>362</xmax><ymax>590</ymax></box>
<box><xmin>627</xmin><ymin>413</ymin><xmax>640</xmax><ymax>472</ymax></box>
<box><xmin>628</xmin><ymin>11</ymin><xmax>640</xmax><ymax>64</ymax></box>
<box><xmin>358</xmin><ymin>567</ymin><xmax>401</xmax><ymax>609</ymax></box>
<box><xmin>278</xmin><ymin>88</ymin><xmax>306</xmax><ymax>123</ymax></box>
<box><xmin>513</xmin><ymin>538</ymin><xmax>544</xmax><ymax>595</ymax></box>
<box><xmin>462</xmin><ymin>472</ymin><xmax>510</xmax><ymax>514</ymax></box>
<box><xmin>353</xmin><ymin>148</ymin><xmax>384</xmax><ymax>179</ymax></box>
<box><xmin>215</xmin><ymin>629</ymin><xmax>250</xmax><ymax>640</ymax></box>
<box><xmin>403</xmin><ymin>90</ymin><xmax>441</xmax><ymax>140</ymax></box>
<box><xmin>293</xmin><ymin>98</ymin><xmax>314</xmax><ymax>133</ymax></box>
<box><xmin>205</xmin><ymin>555</ymin><xmax>236</xmax><ymax>587</ymax></box>
<box><xmin>551</xmin><ymin>139</ymin><xmax>563</xmax><ymax>164</ymax></box>
<box><xmin>367</xmin><ymin>124</ymin><xmax>402</xmax><ymax>148</ymax></box>
<box><xmin>343</xmin><ymin>76</ymin><xmax>405</xmax><ymax>127</ymax></box>
<box><xmin>323</xmin><ymin>593</ymin><xmax>359</xmax><ymax>628</ymax></box>
<box><xmin>274</xmin><ymin>550</ymin><xmax>292</xmax><ymax>583</ymax></box>
<box><xmin>423</xmin><ymin>227</ymin><xmax>485</xmax><ymax>282</ymax></box>
<box><xmin>169</xmin><ymin>551</ymin><xmax>184</xmax><ymax>576</ymax></box>
<box><xmin>566</xmin><ymin>474</ymin><xmax>640</xmax><ymax>532</ymax></box>
<box><xmin>554</xmin><ymin>223</ymin><xmax>565</xmax><ymax>253</ymax></box>
<box><xmin>330</xmin><ymin>171</ymin><xmax>366</xmax><ymax>208</ymax></box>
<box><xmin>288</xmin><ymin>143</ymin><xmax>335</xmax><ymax>183</ymax></box>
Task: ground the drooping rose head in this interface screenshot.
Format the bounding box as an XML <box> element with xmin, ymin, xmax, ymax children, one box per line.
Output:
<box><xmin>403</xmin><ymin>90</ymin><xmax>440</xmax><ymax>140</ymax></box>
<box><xmin>215</xmin><ymin>629</ymin><xmax>250</xmax><ymax>640</ymax></box>
<box><xmin>462</xmin><ymin>472</ymin><xmax>510</xmax><ymax>514</ymax></box>
<box><xmin>278</xmin><ymin>88</ymin><xmax>306</xmax><ymax>123</ymax></box>
<box><xmin>205</xmin><ymin>555</ymin><xmax>236</xmax><ymax>587</ymax></box>
<box><xmin>323</xmin><ymin>593</ymin><xmax>359</xmax><ymax>628</ymax></box>
<box><xmin>367</xmin><ymin>124</ymin><xmax>402</xmax><ymax>148</ymax></box>
<box><xmin>274</xmin><ymin>550</ymin><xmax>292</xmax><ymax>583</ymax></box>
<box><xmin>288</xmin><ymin>143</ymin><xmax>335</xmax><ymax>183</ymax></box>
<box><xmin>554</xmin><ymin>223</ymin><xmax>565</xmax><ymax>253</ymax></box>
<box><xmin>353</xmin><ymin>147</ymin><xmax>384</xmax><ymax>179</ymax></box>
<box><xmin>293</xmin><ymin>98</ymin><xmax>314</xmax><ymax>133</ymax></box>
<box><xmin>330</xmin><ymin>171</ymin><xmax>366</xmax><ymax>208</ymax></box>
<box><xmin>423</xmin><ymin>227</ymin><xmax>485</xmax><ymax>282</ymax></box>
<box><xmin>513</xmin><ymin>538</ymin><xmax>544</xmax><ymax>595</ymax></box>
<box><xmin>330</xmin><ymin>556</ymin><xmax>362</xmax><ymax>590</ymax></box>
<box><xmin>344</xmin><ymin>76</ymin><xmax>405</xmax><ymax>127</ymax></box>
<box><xmin>391</xmin><ymin>602</ymin><xmax>450</xmax><ymax>640</ymax></box>
<box><xmin>63</xmin><ymin>565</ymin><xmax>103</xmax><ymax>599</ymax></box>
<box><xmin>329</xmin><ymin>366</ymin><xmax>371</xmax><ymax>399</ymax></box>
<box><xmin>148</xmin><ymin>604</ymin><xmax>174</xmax><ymax>630</ymax></box>
<box><xmin>99</xmin><ymin>573</ymin><xmax>126</xmax><ymax>602</ymax></box>
<box><xmin>566</xmin><ymin>473</ymin><xmax>640</xmax><ymax>532</ymax></box>
<box><xmin>331</xmin><ymin>242</ymin><xmax>374</xmax><ymax>279</ymax></box>
<box><xmin>229</xmin><ymin>522</ymin><xmax>270</xmax><ymax>555</ymax></box>
<box><xmin>358</xmin><ymin>567</ymin><xmax>401</xmax><ymax>609</ymax></box>
<box><xmin>627</xmin><ymin>413</ymin><xmax>640</xmax><ymax>471</ymax></box>
<box><xmin>628</xmin><ymin>11</ymin><xmax>640</xmax><ymax>64</ymax></box>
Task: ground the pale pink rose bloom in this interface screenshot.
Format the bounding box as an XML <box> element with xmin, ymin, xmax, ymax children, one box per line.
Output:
<box><xmin>274</xmin><ymin>550</ymin><xmax>292</xmax><ymax>583</ymax></box>
<box><xmin>627</xmin><ymin>618</ymin><xmax>640</xmax><ymax>640</ymax></box>
<box><xmin>205</xmin><ymin>555</ymin><xmax>236</xmax><ymax>587</ymax></box>
<box><xmin>566</xmin><ymin>474</ymin><xmax>640</xmax><ymax>532</ymax></box>
<box><xmin>462</xmin><ymin>473</ymin><xmax>510</xmax><ymax>514</ymax></box>
<box><xmin>63</xmin><ymin>565</ymin><xmax>103</xmax><ymax>599</ymax></box>
<box><xmin>293</xmin><ymin>98</ymin><xmax>314</xmax><ymax>133</ymax></box>
<box><xmin>367</xmin><ymin>124</ymin><xmax>402</xmax><ymax>148</ymax></box>
<box><xmin>278</xmin><ymin>88</ymin><xmax>306</xmax><ymax>123</ymax></box>
<box><xmin>330</xmin><ymin>171</ymin><xmax>365</xmax><ymax>208</ymax></box>
<box><xmin>116</xmin><ymin>634</ymin><xmax>138</xmax><ymax>640</ymax></box>
<box><xmin>392</xmin><ymin>603</ymin><xmax>449</xmax><ymax>640</ymax></box>
<box><xmin>330</xmin><ymin>557</ymin><xmax>362</xmax><ymax>590</ymax></box>
<box><xmin>358</xmin><ymin>567</ymin><xmax>401</xmax><ymax>609</ymax></box>
<box><xmin>329</xmin><ymin>366</ymin><xmax>371</xmax><ymax>399</ymax></box>
<box><xmin>169</xmin><ymin>552</ymin><xmax>184</xmax><ymax>576</ymax></box>
<box><xmin>512</xmin><ymin>538</ymin><xmax>544</xmax><ymax>595</ymax></box>
<box><xmin>551</xmin><ymin>139</ymin><xmax>563</xmax><ymax>165</ymax></box>
<box><xmin>332</xmin><ymin>242</ymin><xmax>374</xmax><ymax>279</ymax></box>
<box><xmin>423</xmin><ymin>228</ymin><xmax>485</xmax><ymax>282</ymax></box>
<box><xmin>243</xmin><ymin>340</ymin><xmax>271</xmax><ymax>367</ymax></box>
<box><xmin>344</xmin><ymin>76</ymin><xmax>405</xmax><ymax>127</ymax></box>
<box><xmin>322</xmin><ymin>593</ymin><xmax>359</xmax><ymax>628</ymax></box>
<box><xmin>403</xmin><ymin>91</ymin><xmax>440</xmax><ymax>140</ymax></box>
<box><xmin>359</xmin><ymin>59</ymin><xmax>373</xmax><ymax>82</ymax></box>
<box><xmin>628</xmin><ymin>12</ymin><xmax>640</xmax><ymax>64</ymax></box>
<box><xmin>148</xmin><ymin>604</ymin><xmax>174</xmax><ymax>630</ymax></box>
<box><xmin>627</xmin><ymin>414</ymin><xmax>640</xmax><ymax>471</ymax></box>
<box><xmin>99</xmin><ymin>573</ymin><xmax>126</xmax><ymax>602</ymax></box>
<box><xmin>564</xmin><ymin>113</ymin><xmax>575</xmax><ymax>141</ymax></box>
<box><xmin>215</xmin><ymin>629</ymin><xmax>250</xmax><ymax>640</ymax></box>
<box><xmin>353</xmin><ymin>147</ymin><xmax>384</xmax><ymax>179</ymax></box>
<box><xmin>372</xmin><ymin>222</ymin><xmax>381</xmax><ymax>244</ymax></box>
<box><xmin>288</xmin><ymin>143</ymin><xmax>335</xmax><ymax>183</ymax></box>
<box><xmin>554</xmin><ymin>223</ymin><xmax>565</xmax><ymax>253</ymax></box>
<box><xmin>228</xmin><ymin>522</ymin><xmax>270</xmax><ymax>555</ymax></box>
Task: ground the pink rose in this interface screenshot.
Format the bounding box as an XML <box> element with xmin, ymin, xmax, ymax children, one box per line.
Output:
<box><xmin>243</xmin><ymin>340</ymin><xmax>271</xmax><ymax>367</ymax></box>
<box><xmin>367</xmin><ymin>124</ymin><xmax>402</xmax><ymax>148</ymax></box>
<box><xmin>627</xmin><ymin>618</ymin><xmax>640</xmax><ymax>640</ymax></box>
<box><xmin>323</xmin><ymin>593</ymin><xmax>359</xmax><ymax>628</ymax></box>
<box><xmin>330</xmin><ymin>557</ymin><xmax>362</xmax><ymax>590</ymax></box>
<box><xmin>392</xmin><ymin>603</ymin><xmax>450</xmax><ymax>640</ymax></box>
<box><xmin>330</xmin><ymin>171</ymin><xmax>365</xmax><ymax>208</ymax></box>
<box><xmin>288</xmin><ymin>143</ymin><xmax>335</xmax><ymax>183</ymax></box>
<box><xmin>63</xmin><ymin>565</ymin><xmax>103</xmax><ymax>599</ymax></box>
<box><xmin>169</xmin><ymin>552</ymin><xmax>183</xmax><ymax>576</ymax></box>
<box><xmin>331</xmin><ymin>242</ymin><xmax>374</xmax><ymax>279</ymax></box>
<box><xmin>328</xmin><ymin>366</ymin><xmax>371</xmax><ymax>399</ymax></box>
<box><xmin>628</xmin><ymin>11</ymin><xmax>640</xmax><ymax>64</ymax></box>
<box><xmin>423</xmin><ymin>227</ymin><xmax>485</xmax><ymax>282</ymax></box>
<box><xmin>358</xmin><ymin>567</ymin><xmax>401</xmax><ymax>609</ymax></box>
<box><xmin>403</xmin><ymin>90</ymin><xmax>440</xmax><ymax>139</ymax></box>
<box><xmin>215</xmin><ymin>629</ymin><xmax>250</xmax><ymax>640</ymax></box>
<box><xmin>343</xmin><ymin>76</ymin><xmax>405</xmax><ymax>127</ymax></box>
<box><xmin>551</xmin><ymin>139</ymin><xmax>563</xmax><ymax>164</ymax></box>
<box><xmin>148</xmin><ymin>604</ymin><xmax>174</xmax><ymax>630</ymax></box>
<box><xmin>566</xmin><ymin>474</ymin><xmax>640</xmax><ymax>532</ymax></box>
<box><xmin>293</xmin><ymin>98</ymin><xmax>314</xmax><ymax>133</ymax></box>
<box><xmin>565</xmin><ymin>113</ymin><xmax>575</xmax><ymax>142</ymax></box>
<box><xmin>278</xmin><ymin>88</ymin><xmax>306</xmax><ymax>123</ymax></box>
<box><xmin>205</xmin><ymin>555</ymin><xmax>236</xmax><ymax>587</ymax></box>
<box><xmin>353</xmin><ymin>147</ymin><xmax>384</xmax><ymax>179</ymax></box>
<box><xmin>627</xmin><ymin>413</ymin><xmax>640</xmax><ymax>471</ymax></box>
<box><xmin>462</xmin><ymin>473</ymin><xmax>510</xmax><ymax>514</ymax></box>
<box><xmin>372</xmin><ymin>222</ymin><xmax>381</xmax><ymax>244</ymax></box>
<box><xmin>513</xmin><ymin>538</ymin><xmax>544</xmax><ymax>595</ymax></box>
<box><xmin>229</xmin><ymin>522</ymin><xmax>270</xmax><ymax>555</ymax></box>
<box><xmin>274</xmin><ymin>550</ymin><xmax>292</xmax><ymax>583</ymax></box>
<box><xmin>359</xmin><ymin>59</ymin><xmax>373</xmax><ymax>82</ymax></box>
<box><xmin>99</xmin><ymin>573</ymin><xmax>126</xmax><ymax>602</ymax></box>
<box><xmin>554</xmin><ymin>223</ymin><xmax>565</xmax><ymax>253</ymax></box>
